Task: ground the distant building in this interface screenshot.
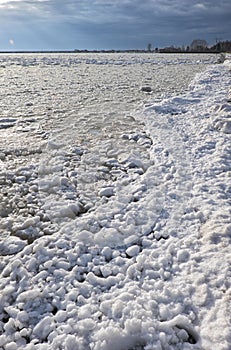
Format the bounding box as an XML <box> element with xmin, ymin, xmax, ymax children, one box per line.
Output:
<box><xmin>190</xmin><ymin>39</ymin><xmax>208</xmax><ymax>51</ymax></box>
<box><xmin>147</xmin><ymin>43</ymin><xmax>152</xmax><ymax>52</ymax></box>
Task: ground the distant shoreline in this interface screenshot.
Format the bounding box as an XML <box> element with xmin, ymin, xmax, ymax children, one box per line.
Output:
<box><xmin>0</xmin><ymin>50</ymin><xmax>223</xmax><ymax>54</ymax></box>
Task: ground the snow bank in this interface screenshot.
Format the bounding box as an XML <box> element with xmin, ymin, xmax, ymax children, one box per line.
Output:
<box><xmin>0</xmin><ymin>56</ymin><xmax>230</xmax><ymax>349</ymax></box>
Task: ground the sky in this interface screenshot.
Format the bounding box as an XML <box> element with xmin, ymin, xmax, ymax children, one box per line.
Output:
<box><xmin>0</xmin><ymin>0</ymin><xmax>230</xmax><ymax>51</ymax></box>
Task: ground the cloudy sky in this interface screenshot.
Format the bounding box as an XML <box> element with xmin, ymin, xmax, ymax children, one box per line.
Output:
<box><xmin>0</xmin><ymin>0</ymin><xmax>230</xmax><ymax>51</ymax></box>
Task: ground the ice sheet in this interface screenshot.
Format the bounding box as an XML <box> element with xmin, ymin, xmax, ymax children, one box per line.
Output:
<box><xmin>0</xmin><ymin>53</ymin><xmax>230</xmax><ymax>349</ymax></box>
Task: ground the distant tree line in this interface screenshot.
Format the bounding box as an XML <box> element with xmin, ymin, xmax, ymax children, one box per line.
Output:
<box><xmin>210</xmin><ymin>40</ymin><xmax>231</xmax><ymax>52</ymax></box>
<box><xmin>157</xmin><ymin>40</ymin><xmax>231</xmax><ymax>53</ymax></box>
<box><xmin>73</xmin><ymin>40</ymin><xmax>231</xmax><ymax>54</ymax></box>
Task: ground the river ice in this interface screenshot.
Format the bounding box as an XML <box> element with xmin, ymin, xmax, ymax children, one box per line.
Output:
<box><xmin>0</xmin><ymin>53</ymin><xmax>230</xmax><ymax>349</ymax></box>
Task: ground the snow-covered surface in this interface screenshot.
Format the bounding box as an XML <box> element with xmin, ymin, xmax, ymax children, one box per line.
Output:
<box><xmin>0</xmin><ymin>53</ymin><xmax>230</xmax><ymax>349</ymax></box>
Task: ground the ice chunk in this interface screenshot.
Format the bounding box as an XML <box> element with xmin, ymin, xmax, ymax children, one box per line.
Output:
<box><xmin>99</xmin><ymin>186</ymin><xmax>114</xmax><ymax>197</ymax></box>
<box><xmin>17</xmin><ymin>289</ymin><xmax>42</xmax><ymax>302</ymax></box>
<box><xmin>176</xmin><ymin>249</ymin><xmax>190</xmax><ymax>262</ymax></box>
<box><xmin>126</xmin><ymin>245</ymin><xmax>140</xmax><ymax>257</ymax></box>
<box><xmin>64</xmin><ymin>335</ymin><xmax>79</xmax><ymax>350</ymax></box>
<box><xmin>0</xmin><ymin>236</ymin><xmax>26</xmax><ymax>255</ymax></box>
<box><xmin>141</xmin><ymin>86</ymin><xmax>152</xmax><ymax>92</ymax></box>
<box><xmin>32</xmin><ymin>316</ymin><xmax>55</xmax><ymax>340</ymax></box>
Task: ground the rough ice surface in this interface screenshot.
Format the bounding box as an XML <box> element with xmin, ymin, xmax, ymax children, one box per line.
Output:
<box><xmin>0</xmin><ymin>53</ymin><xmax>230</xmax><ymax>349</ymax></box>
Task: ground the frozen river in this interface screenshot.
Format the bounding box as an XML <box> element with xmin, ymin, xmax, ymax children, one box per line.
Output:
<box><xmin>0</xmin><ymin>53</ymin><xmax>230</xmax><ymax>350</ymax></box>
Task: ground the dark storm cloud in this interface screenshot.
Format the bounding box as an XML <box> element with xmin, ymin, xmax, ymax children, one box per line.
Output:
<box><xmin>0</xmin><ymin>0</ymin><xmax>230</xmax><ymax>49</ymax></box>
<box><xmin>1</xmin><ymin>0</ymin><xmax>230</xmax><ymax>23</ymax></box>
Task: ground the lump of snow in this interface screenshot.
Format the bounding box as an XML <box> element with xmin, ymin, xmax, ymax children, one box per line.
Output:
<box><xmin>100</xmin><ymin>265</ymin><xmax>112</xmax><ymax>278</ymax></box>
<box><xmin>54</xmin><ymin>310</ymin><xmax>67</xmax><ymax>323</ymax></box>
<box><xmin>126</xmin><ymin>245</ymin><xmax>140</xmax><ymax>257</ymax></box>
<box><xmin>32</xmin><ymin>316</ymin><xmax>55</xmax><ymax>340</ymax></box>
<box><xmin>17</xmin><ymin>288</ymin><xmax>42</xmax><ymax>302</ymax></box>
<box><xmin>101</xmin><ymin>246</ymin><xmax>112</xmax><ymax>261</ymax></box>
<box><xmin>99</xmin><ymin>186</ymin><xmax>114</xmax><ymax>197</ymax></box>
<box><xmin>64</xmin><ymin>335</ymin><xmax>79</xmax><ymax>350</ymax></box>
<box><xmin>74</xmin><ymin>230</ymin><xmax>94</xmax><ymax>244</ymax></box>
<box><xmin>17</xmin><ymin>311</ymin><xmax>29</xmax><ymax>323</ymax></box>
<box><xmin>4</xmin><ymin>342</ymin><xmax>18</xmax><ymax>350</ymax></box>
<box><xmin>94</xmin><ymin>228</ymin><xmax>123</xmax><ymax>247</ymax></box>
<box><xmin>176</xmin><ymin>249</ymin><xmax>190</xmax><ymax>263</ymax></box>
<box><xmin>77</xmin><ymin>318</ymin><xmax>95</xmax><ymax>333</ymax></box>
<box><xmin>93</xmin><ymin>325</ymin><xmax>145</xmax><ymax>350</ymax></box>
<box><xmin>0</xmin><ymin>236</ymin><xmax>26</xmax><ymax>255</ymax></box>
